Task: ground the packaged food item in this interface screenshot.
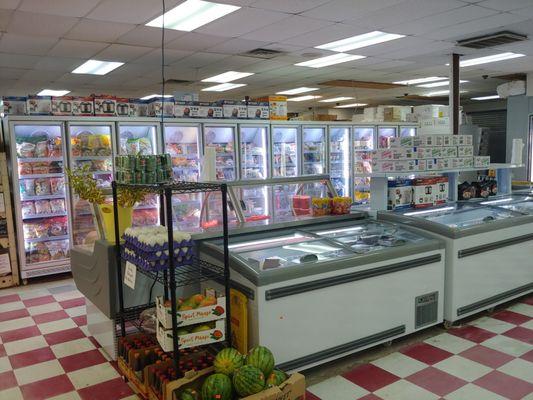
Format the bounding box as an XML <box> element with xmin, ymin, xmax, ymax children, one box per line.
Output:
<box><xmin>48</xmin><ymin>217</ymin><xmax>68</xmax><ymax>236</ymax></box>
<box><xmin>31</xmin><ymin>162</ymin><xmax>49</xmax><ymax>174</ymax></box>
<box><xmin>47</xmin><ymin>241</ymin><xmax>67</xmax><ymax>260</ymax></box>
<box><xmin>17</xmin><ymin>142</ymin><xmax>36</xmax><ymax>158</ymax></box>
<box><xmin>312</xmin><ymin>197</ymin><xmax>332</xmax><ymax>216</ymax></box>
<box><xmin>331</xmin><ymin>197</ymin><xmax>352</xmax><ymax>214</ymax></box>
<box><xmin>29</xmin><ymin>242</ymin><xmax>51</xmax><ymax>263</ymax></box>
<box><xmin>35</xmin><ymin>200</ymin><xmax>52</xmax><ymax>214</ymax></box>
<box><xmin>48</xmin><ymin>137</ymin><xmax>62</xmax><ymax>157</ymax></box>
<box><xmin>49</xmin><ymin>199</ymin><xmax>66</xmax><ymax>214</ymax></box>
<box><xmin>458</xmin><ymin>181</ymin><xmax>476</xmax><ymax>200</ymax></box>
<box><xmin>19</xmin><ymin>162</ymin><xmax>32</xmax><ymax>175</ymax></box>
<box><xmin>48</xmin><ymin>161</ymin><xmax>63</xmax><ymax>173</ymax></box>
<box><xmin>21</xmin><ymin>201</ymin><xmax>36</xmax><ymax>217</ymax></box>
<box><xmin>20</xmin><ymin>179</ymin><xmax>35</xmax><ymax>196</ymax></box>
<box><xmin>35</xmin><ymin>141</ymin><xmax>49</xmax><ymax>158</ymax></box>
<box><xmin>50</xmin><ymin>178</ymin><xmax>65</xmax><ymax>195</ymax></box>
<box><xmin>34</xmin><ymin>179</ymin><xmax>51</xmax><ymax>195</ymax></box>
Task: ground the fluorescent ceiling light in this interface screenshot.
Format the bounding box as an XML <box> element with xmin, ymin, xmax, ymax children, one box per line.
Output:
<box><xmin>146</xmin><ymin>0</ymin><xmax>240</xmax><ymax>31</ymax></box>
<box><xmin>295</xmin><ymin>53</ymin><xmax>366</xmax><ymax>68</ymax></box>
<box><xmin>201</xmin><ymin>83</ymin><xmax>246</xmax><ymax>92</ymax></box>
<box><xmin>319</xmin><ymin>97</ymin><xmax>354</xmax><ymax>103</ymax></box>
<box><xmin>201</xmin><ymin>71</ymin><xmax>253</xmax><ymax>83</ymax></box>
<box><xmin>140</xmin><ymin>94</ymin><xmax>173</xmax><ymax>100</ymax></box>
<box><xmin>316</xmin><ymin>31</ymin><xmax>405</xmax><ymax>52</ymax></box>
<box><xmin>335</xmin><ymin>103</ymin><xmax>368</xmax><ymax>108</ymax></box>
<box><xmin>287</xmin><ymin>95</ymin><xmax>322</xmax><ymax>102</ymax></box>
<box><xmin>417</xmin><ymin>80</ymin><xmax>468</xmax><ymax>88</ymax></box>
<box><xmin>276</xmin><ymin>87</ymin><xmax>319</xmax><ymax>95</ymax></box>
<box><xmin>471</xmin><ymin>95</ymin><xmax>500</xmax><ymax>101</ymax></box>
<box><xmin>37</xmin><ymin>89</ymin><xmax>70</xmax><ymax>96</ymax></box>
<box><xmin>393</xmin><ymin>76</ymin><xmax>447</xmax><ymax>85</ymax></box>
<box><xmin>72</xmin><ymin>59</ymin><xmax>124</xmax><ymax>75</ymax></box>
<box><xmin>455</xmin><ymin>52</ymin><xmax>525</xmax><ymax>67</ymax></box>
<box><xmin>424</xmin><ymin>90</ymin><xmax>467</xmax><ymax>97</ymax></box>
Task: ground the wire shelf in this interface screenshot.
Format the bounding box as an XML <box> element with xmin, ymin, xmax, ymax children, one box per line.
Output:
<box><xmin>114</xmin><ymin>180</ymin><xmax>224</xmax><ymax>194</ymax></box>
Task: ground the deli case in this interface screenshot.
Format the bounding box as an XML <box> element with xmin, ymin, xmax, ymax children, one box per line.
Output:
<box><xmin>198</xmin><ymin>216</ymin><xmax>445</xmax><ymax>371</ymax></box>
<box><xmin>379</xmin><ymin>202</ymin><xmax>533</xmax><ymax>323</ymax></box>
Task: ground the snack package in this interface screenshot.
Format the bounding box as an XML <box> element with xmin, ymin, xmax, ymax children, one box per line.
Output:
<box><xmin>20</xmin><ymin>179</ymin><xmax>35</xmax><ymax>196</ymax></box>
<box><xmin>29</xmin><ymin>242</ymin><xmax>51</xmax><ymax>263</ymax></box>
<box><xmin>34</xmin><ymin>179</ymin><xmax>51</xmax><ymax>195</ymax></box>
<box><xmin>48</xmin><ymin>217</ymin><xmax>68</xmax><ymax>236</ymax></box>
<box><xmin>35</xmin><ymin>141</ymin><xmax>49</xmax><ymax>157</ymax></box>
<box><xmin>31</xmin><ymin>162</ymin><xmax>49</xmax><ymax>174</ymax></box>
<box><xmin>48</xmin><ymin>137</ymin><xmax>62</xmax><ymax>157</ymax></box>
<box><xmin>21</xmin><ymin>201</ymin><xmax>36</xmax><ymax>218</ymax></box>
<box><xmin>17</xmin><ymin>142</ymin><xmax>36</xmax><ymax>158</ymax></box>
<box><xmin>49</xmin><ymin>199</ymin><xmax>66</xmax><ymax>214</ymax></box>
<box><xmin>50</xmin><ymin>178</ymin><xmax>65</xmax><ymax>195</ymax></box>
<box><xmin>19</xmin><ymin>162</ymin><xmax>33</xmax><ymax>175</ymax></box>
<box><xmin>458</xmin><ymin>181</ymin><xmax>475</xmax><ymax>200</ymax></box>
<box><xmin>312</xmin><ymin>197</ymin><xmax>332</xmax><ymax>216</ymax></box>
<box><xmin>332</xmin><ymin>197</ymin><xmax>352</xmax><ymax>215</ymax></box>
<box><xmin>49</xmin><ymin>161</ymin><xmax>63</xmax><ymax>173</ymax></box>
<box><xmin>35</xmin><ymin>200</ymin><xmax>52</xmax><ymax>214</ymax></box>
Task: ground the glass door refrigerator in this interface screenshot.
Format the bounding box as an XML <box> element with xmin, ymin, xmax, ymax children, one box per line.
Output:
<box><xmin>400</xmin><ymin>126</ymin><xmax>417</xmax><ymax>137</ymax></box>
<box><xmin>353</xmin><ymin>126</ymin><xmax>375</xmax><ymax>203</ymax></box>
<box><xmin>328</xmin><ymin>126</ymin><xmax>351</xmax><ymax>197</ymax></box>
<box><xmin>117</xmin><ymin>122</ymin><xmax>160</xmax><ymax>228</ymax></box>
<box><xmin>9</xmin><ymin>121</ymin><xmax>70</xmax><ymax>278</ymax></box>
<box><xmin>162</xmin><ymin>123</ymin><xmax>203</xmax><ymax>231</ymax></box>
<box><xmin>67</xmin><ymin>121</ymin><xmax>114</xmax><ymax>250</ymax></box>
<box><xmin>302</xmin><ymin>126</ymin><xmax>326</xmax><ymax>175</ymax></box>
<box><xmin>203</xmin><ymin>124</ymin><xmax>237</xmax><ymax>181</ymax></box>
<box><xmin>271</xmin><ymin>125</ymin><xmax>299</xmax><ymax>177</ymax></box>
<box><xmin>377</xmin><ymin>126</ymin><xmax>397</xmax><ymax>148</ymax></box>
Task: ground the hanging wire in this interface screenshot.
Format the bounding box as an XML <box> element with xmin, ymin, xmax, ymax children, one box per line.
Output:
<box><xmin>161</xmin><ymin>0</ymin><xmax>166</xmax><ymax>125</ymax></box>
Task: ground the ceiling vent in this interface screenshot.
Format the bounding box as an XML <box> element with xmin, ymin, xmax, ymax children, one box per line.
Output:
<box><xmin>457</xmin><ymin>31</ymin><xmax>527</xmax><ymax>49</ymax></box>
<box><xmin>164</xmin><ymin>79</ymin><xmax>194</xmax><ymax>85</ymax></box>
<box><xmin>241</xmin><ymin>48</ymin><xmax>284</xmax><ymax>59</ymax></box>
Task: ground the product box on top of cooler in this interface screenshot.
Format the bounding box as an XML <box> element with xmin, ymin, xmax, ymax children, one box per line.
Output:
<box><xmin>148</xmin><ymin>97</ymin><xmax>174</xmax><ymax>117</ymax></box>
<box><xmin>51</xmin><ymin>96</ymin><xmax>73</xmax><ymax>115</ymax></box>
<box><xmin>256</xmin><ymin>96</ymin><xmax>287</xmax><ymax>120</ymax></box>
<box><xmin>1</xmin><ymin>96</ymin><xmax>26</xmax><ymax>115</ymax></box>
<box><xmin>26</xmin><ymin>95</ymin><xmax>51</xmax><ymax>115</ymax></box>
<box><xmin>115</xmin><ymin>98</ymin><xmax>132</xmax><ymax>117</ymax></box>
<box><xmin>434</xmin><ymin>176</ymin><xmax>449</xmax><ymax>204</ymax></box>
<box><xmin>247</xmin><ymin>101</ymin><xmax>270</xmax><ymax>119</ymax></box>
<box><xmin>174</xmin><ymin>101</ymin><xmax>195</xmax><ymax>117</ymax></box>
<box><xmin>72</xmin><ymin>97</ymin><xmax>94</xmax><ymax>116</ymax></box>
<box><xmin>93</xmin><ymin>94</ymin><xmax>116</xmax><ymax>116</ymax></box>
<box><xmin>413</xmin><ymin>177</ymin><xmax>436</xmax><ymax>208</ymax></box>
<box><xmin>388</xmin><ymin>179</ymin><xmax>413</xmax><ymax>210</ymax></box>
<box><xmin>222</xmin><ymin>100</ymin><xmax>247</xmax><ymax>118</ymax></box>
<box><xmin>196</xmin><ymin>102</ymin><xmax>223</xmax><ymax>118</ymax></box>
<box><xmin>130</xmin><ymin>98</ymin><xmax>148</xmax><ymax>117</ymax></box>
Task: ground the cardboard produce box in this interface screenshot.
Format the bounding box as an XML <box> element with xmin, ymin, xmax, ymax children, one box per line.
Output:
<box><xmin>155</xmin><ymin>295</ymin><xmax>226</xmax><ymax>330</ymax></box>
<box><xmin>157</xmin><ymin>319</ymin><xmax>225</xmax><ymax>352</ymax></box>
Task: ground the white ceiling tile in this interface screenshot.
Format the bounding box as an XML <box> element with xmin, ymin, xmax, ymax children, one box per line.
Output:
<box><xmin>209</xmin><ymin>0</ymin><xmax>255</xmax><ymax>6</ymax></box>
<box><xmin>18</xmin><ymin>0</ymin><xmax>101</xmax><ymax>17</ymax></box>
<box><xmin>171</xmin><ymin>52</ymin><xmax>228</xmax><ymax>69</ymax></box>
<box><xmin>244</xmin><ymin>15</ymin><xmax>334</xmax><ymax>42</ymax></box>
<box><xmin>283</xmin><ymin>23</ymin><xmax>372</xmax><ymax>47</ymax></box>
<box><xmin>116</xmin><ymin>25</ymin><xmax>185</xmax><ymax>48</ymax></box>
<box><xmin>133</xmin><ymin>48</ymin><xmax>193</xmax><ymax>65</ymax></box>
<box><xmin>0</xmin><ymin>9</ymin><xmax>12</xmax><ymax>30</ymax></box>
<box><xmin>86</xmin><ymin>0</ymin><xmax>182</xmax><ymax>24</ymax></box>
<box><xmin>65</xmin><ymin>19</ymin><xmax>136</xmax><ymax>42</ymax></box>
<box><xmin>47</xmin><ymin>39</ymin><xmax>109</xmax><ymax>58</ymax></box>
<box><xmin>6</xmin><ymin>11</ymin><xmax>79</xmax><ymax>37</ymax></box>
<box><xmin>356</xmin><ymin>37</ymin><xmax>451</xmax><ymax>57</ymax></box>
<box><xmin>165</xmin><ymin>32</ymin><xmax>227</xmax><ymax>52</ymax></box>
<box><xmin>250</xmin><ymin>0</ymin><xmax>331</xmax><ymax>14</ymax></box>
<box><xmin>0</xmin><ymin>53</ymin><xmax>40</xmax><ymax>68</ymax></box>
<box><xmin>94</xmin><ymin>44</ymin><xmax>153</xmax><ymax>62</ymax></box>
<box><xmin>370</xmin><ymin>60</ymin><xmax>416</xmax><ymax>70</ymax></box>
<box><xmin>0</xmin><ymin>34</ymin><xmax>58</xmax><ymax>56</ymax></box>
<box><xmin>509</xmin><ymin>6</ymin><xmax>533</xmax><ymax>17</ymax></box>
<box><xmin>0</xmin><ymin>0</ymin><xmax>20</xmax><ymax>9</ymax></box>
<box><xmin>478</xmin><ymin>0</ymin><xmax>533</xmax><ymax>11</ymax></box>
<box><xmin>197</xmin><ymin>7</ymin><xmax>289</xmax><ymax>38</ymax></box>
<box><xmin>301</xmin><ymin>0</ymin><xmax>403</xmax><ymax>22</ymax></box>
<box><xmin>35</xmin><ymin>56</ymin><xmax>87</xmax><ymax>72</ymax></box>
<box><xmin>384</xmin><ymin>40</ymin><xmax>455</xmax><ymax>59</ymax></box>
<box><xmin>21</xmin><ymin>69</ymin><xmax>66</xmax><ymax>82</ymax></box>
<box><xmin>54</xmin><ymin>73</ymin><xmax>99</xmax><ymax>85</ymax></box>
<box><xmin>205</xmin><ymin>38</ymin><xmax>270</xmax><ymax>55</ymax></box>
<box><xmin>244</xmin><ymin>59</ymin><xmax>294</xmax><ymax>73</ymax></box>
<box><xmin>0</xmin><ymin>66</ymin><xmax>27</xmax><ymax>79</ymax></box>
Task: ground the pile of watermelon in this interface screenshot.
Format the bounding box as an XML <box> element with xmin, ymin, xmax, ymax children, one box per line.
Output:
<box><xmin>179</xmin><ymin>346</ymin><xmax>288</xmax><ymax>400</ymax></box>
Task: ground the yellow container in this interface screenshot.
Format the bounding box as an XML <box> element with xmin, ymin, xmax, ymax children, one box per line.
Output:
<box><xmin>98</xmin><ymin>204</ymin><xmax>133</xmax><ymax>243</ymax></box>
<box><xmin>230</xmin><ymin>288</ymin><xmax>249</xmax><ymax>354</ymax></box>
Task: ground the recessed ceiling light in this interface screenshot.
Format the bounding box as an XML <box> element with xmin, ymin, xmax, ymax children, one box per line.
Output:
<box><xmin>72</xmin><ymin>60</ymin><xmax>124</xmax><ymax>75</ymax></box>
<box><xmin>276</xmin><ymin>87</ymin><xmax>319</xmax><ymax>95</ymax></box>
<box><xmin>319</xmin><ymin>97</ymin><xmax>355</xmax><ymax>103</ymax></box>
<box><xmin>393</xmin><ymin>77</ymin><xmax>447</xmax><ymax>85</ymax></box>
<box><xmin>471</xmin><ymin>95</ymin><xmax>500</xmax><ymax>100</ymax></box>
<box><xmin>295</xmin><ymin>53</ymin><xmax>366</xmax><ymax>68</ymax></box>
<box><xmin>37</xmin><ymin>89</ymin><xmax>70</xmax><ymax>96</ymax></box>
<box><xmin>316</xmin><ymin>31</ymin><xmax>405</xmax><ymax>52</ymax></box>
<box><xmin>417</xmin><ymin>80</ymin><xmax>468</xmax><ymax>88</ymax></box>
<box><xmin>140</xmin><ymin>94</ymin><xmax>173</xmax><ymax>100</ymax></box>
<box><xmin>287</xmin><ymin>95</ymin><xmax>322</xmax><ymax>102</ymax></box>
<box><xmin>452</xmin><ymin>52</ymin><xmax>525</xmax><ymax>67</ymax></box>
<box><xmin>424</xmin><ymin>90</ymin><xmax>468</xmax><ymax>97</ymax></box>
<box><xmin>201</xmin><ymin>71</ymin><xmax>254</xmax><ymax>83</ymax></box>
<box><xmin>201</xmin><ymin>83</ymin><xmax>246</xmax><ymax>92</ymax></box>
<box><xmin>146</xmin><ymin>0</ymin><xmax>240</xmax><ymax>31</ymax></box>
<box><xmin>335</xmin><ymin>103</ymin><xmax>368</xmax><ymax>108</ymax></box>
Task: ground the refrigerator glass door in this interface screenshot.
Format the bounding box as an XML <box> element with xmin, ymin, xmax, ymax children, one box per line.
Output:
<box><xmin>272</xmin><ymin>126</ymin><xmax>298</xmax><ymax>177</ymax></box>
<box><xmin>329</xmin><ymin>127</ymin><xmax>351</xmax><ymax>197</ymax></box>
<box><xmin>13</xmin><ymin>123</ymin><xmax>70</xmax><ymax>271</ymax></box>
<box><xmin>203</xmin><ymin>125</ymin><xmax>237</xmax><ymax>181</ymax></box>
<box><xmin>231</xmin><ymin>185</ymin><xmax>271</xmax><ymax>224</ymax></box>
<box><xmin>164</xmin><ymin>124</ymin><xmax>201</xmax><ymax>182</ymax></box>
<box><xmin>353</xmin><ymin>127</ymin><xmax>374</xmax><ymax>203</ymax></box>
<box><xmin>400</xmin><ymin>127</ymin><xmax>417</xmax><ymax>137</ymax></box>
<box><xmin>118</xmin><ymin>124</ymin><xmax>159</xmax><ymax>228</ymax></box>
<box><xmin>69</xmin><ymin>124</ymin><xmax>114</xmax><ymax>250</ymax></box>
<box><xmin>302</xmin><ymin>127</ymin><xmax>325</xmax><ymax>175</ymax></box>
<box><xmin>239</xmin><ymin>126</ymin><xmax>268</xmax><ymax>180</ymax></box>
<box><xmin>378</xmin><ymin>126</ymin><xmax>397</xmax><ymax>148</ymax></box>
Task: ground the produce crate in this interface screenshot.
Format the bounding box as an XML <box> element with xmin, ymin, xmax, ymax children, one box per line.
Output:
<box><xmin>118</xmin><ymin>355</ymin><xmax>150</xmax><ymax>398</ymax></box>
<box><xmin>149</xmin><ymin>365</ymin><xmax>214</xmax><ymax>400</ymax></box>
<box><xmin>157</xmin><ymin>320</ymin><xmax>225</xmax><ymax>352</ymax></box>
<box><xmin>156</xmin><ymin>295</ymin><xmax>226</xmax><ymax>329</ymax></box>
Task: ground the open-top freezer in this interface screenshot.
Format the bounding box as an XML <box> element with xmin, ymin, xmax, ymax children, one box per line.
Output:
<box><xmin>199</xmin><ymin>216</ymin><xmax>445</xmax><ymax>371</ymax></box>
<box><xmin>379</xmin><ymin>203</ymin><xmax>533</xmax><ymax>323</ymax></box>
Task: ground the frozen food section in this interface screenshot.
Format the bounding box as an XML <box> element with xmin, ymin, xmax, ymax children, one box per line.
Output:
<box><xmin>379</xmin><ymin>203</ymin><xmax>533</xmax><ymax>323</ymax></box>
<box><xmin>353</xmin><ymin>127</ymin><xmax>374</xmax><ymax>203</ymax></box>
<box><xmin>272</xmin><ymin>126</ymin><xmax>298</xmax><ymax>177</ymax></box>
<box><xmin>199</xmin><ymin>217</ymin><xmax>445</xmax><ymax>370</ymax></box>
<box><xmin>328</xmin><ymin>126</ymin><xmax>351</xmax><ymax>197</ymax></box>
<box><xmin>203</xmin><ymin>125</ymin><xmax>237</xmax><ymax>181</ymax></box>
<box><xmin>10</xmin><ymin>122</ymin><xmax>70</xmax><ymax>278</ymax></box>
<box><xmin>400</xmin><ymin>126</ymin><xmax>417</xmax><ymax>137</ymax></box>
<box><xmin>378</xmin><ymin>126</ymin><xmax>397</xmax><ymax>148</ymax></box>
<box><xmin>302</xmin><ymin>126</ymin><xmax>325</xmax><ymax>175</ymax></box>
<box><xmin>163</xmin><ymin>124</ymin><xmax>201</xmax><ymax>182</ymax></box>
<box><xmin>239</xmin><ymin>125</ymin><xmax>269</xmax><ymax>180</ymax></box>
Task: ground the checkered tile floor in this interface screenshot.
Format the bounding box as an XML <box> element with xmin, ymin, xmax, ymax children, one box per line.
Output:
<box><xmin>1</xmin><ymin>280</ymin><xmax>532</xmax><ymax>400</ymax></box>
<box><xmin>307</xmin><ymin>295</ymin><xmax>533</xmax><ymax>400</ymax></box>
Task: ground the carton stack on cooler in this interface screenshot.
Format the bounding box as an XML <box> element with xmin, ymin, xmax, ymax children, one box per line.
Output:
<box><xmin>388</xmin><ymin>176</ymin><xmax>449</xmax><ymax>210</ymax></box>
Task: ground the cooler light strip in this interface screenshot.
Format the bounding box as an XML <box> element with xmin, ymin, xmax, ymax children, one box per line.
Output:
<box><xmin>228</xmin><ymin>234</ymin><xmax>305</xmax><ymax>250</ymax></box>
<box><xmin>404</xmin><ymin>206</ymin><xmax>454</xmax><ymax>216</ymax></box>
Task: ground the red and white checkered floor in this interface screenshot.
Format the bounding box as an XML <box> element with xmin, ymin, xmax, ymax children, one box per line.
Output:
<box><xmin>0</xmin><ymin>279</ymin><xmax>531</xmax><ymax>400</ymax></box>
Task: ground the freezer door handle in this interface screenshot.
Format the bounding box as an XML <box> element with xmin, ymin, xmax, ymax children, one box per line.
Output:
<box><xmin>265</xmin><ymin>254</ymin><xmax>441</xmax><ymax>301</ymax></box>
<box><xmin>458</xmin><ymin>233</ymin><xmax>533</xmax><ymax>258</ymax></box>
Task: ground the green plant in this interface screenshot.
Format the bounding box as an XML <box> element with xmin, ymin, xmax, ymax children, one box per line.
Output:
<box><xmin>117</xmin><ymin>186</ymin><xmax>148</xmax><ymax>208</ymax></box>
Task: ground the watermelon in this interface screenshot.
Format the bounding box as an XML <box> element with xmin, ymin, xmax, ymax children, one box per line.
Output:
<box><xmin>266</xmin><ymin>370</ymin><xmax>287</xmax><ymax>388</ymax></box>
<box><xmin>214</xmin><ymin>348</ymin><xmax>244</xmax><ymax>376</ymax></box>
<box><xmin>201</xmin><ymin>373</ymin><xmax>232</xmax><ymax>400</ymax></box>
<box><xmin>233</xmin><ymin>365</ymin><xmax>265</xmax><ymax>397</ymax></box>
<box><xmin>245</xmin><ymin>346</ymin><xmax>275</xmax><ymax>376</ymax></box>
<box><xmin>180</xmin><ymin>388</ymin><xmax>200</xmax><ymax>400</ymax></box>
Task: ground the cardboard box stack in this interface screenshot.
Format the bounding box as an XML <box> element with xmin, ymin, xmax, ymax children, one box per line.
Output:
<box><xmin>388</xmin><ymin>176</ymin><xmax>450</xmax><ymax>210</ymax></box>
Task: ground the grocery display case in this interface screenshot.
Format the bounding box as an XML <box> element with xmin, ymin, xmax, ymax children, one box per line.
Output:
<box><xmin>377</xmin><ymin>126</ymin><xmax>397</xmax><ymax>149</ymax></box>
<box><xmin>9</xmin><ymin>121</ymin><xmax>71</xmax><ymax>278</ymax></box>
<box><xmin>328</xmin><ymin>126</ymin><xmax>351</xmax><ymax>197</ymax></box>
<box><xmin>301</xmin><ymin>126</ymin><xmax>326</xmax><ymax>175</ymax></box>
<box><xmin>379</xmin><ymin>202</ymin><xmax>533</xmax><ymax>323</ymax></box>
<box><xmin>238</xmin><ymin>124</ymin><xmax>269</xmax><ymax>180</ymax></box>
<box><xmin>353</xmin><ymin>126</ymin><xmax>375</xmax><ymax>203</ymax></box>
<box><xmin>203</xmin><ymin>124</ymin><xmax>237</xmax><ymax>181</ymax></box>
<box><xmin>198</xmin><ymin>217</ymin><xmax>445</xmax><ymax>371</ymax></box>
<box><xmin>400</xmin><ymin>126</ymin><xmax>417</xmax><ymax>137</ymax></box>
<box><xmin>271</xmin><ymin>125</ymin><xmax>299</xmax><ymax>177</ymax></box>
